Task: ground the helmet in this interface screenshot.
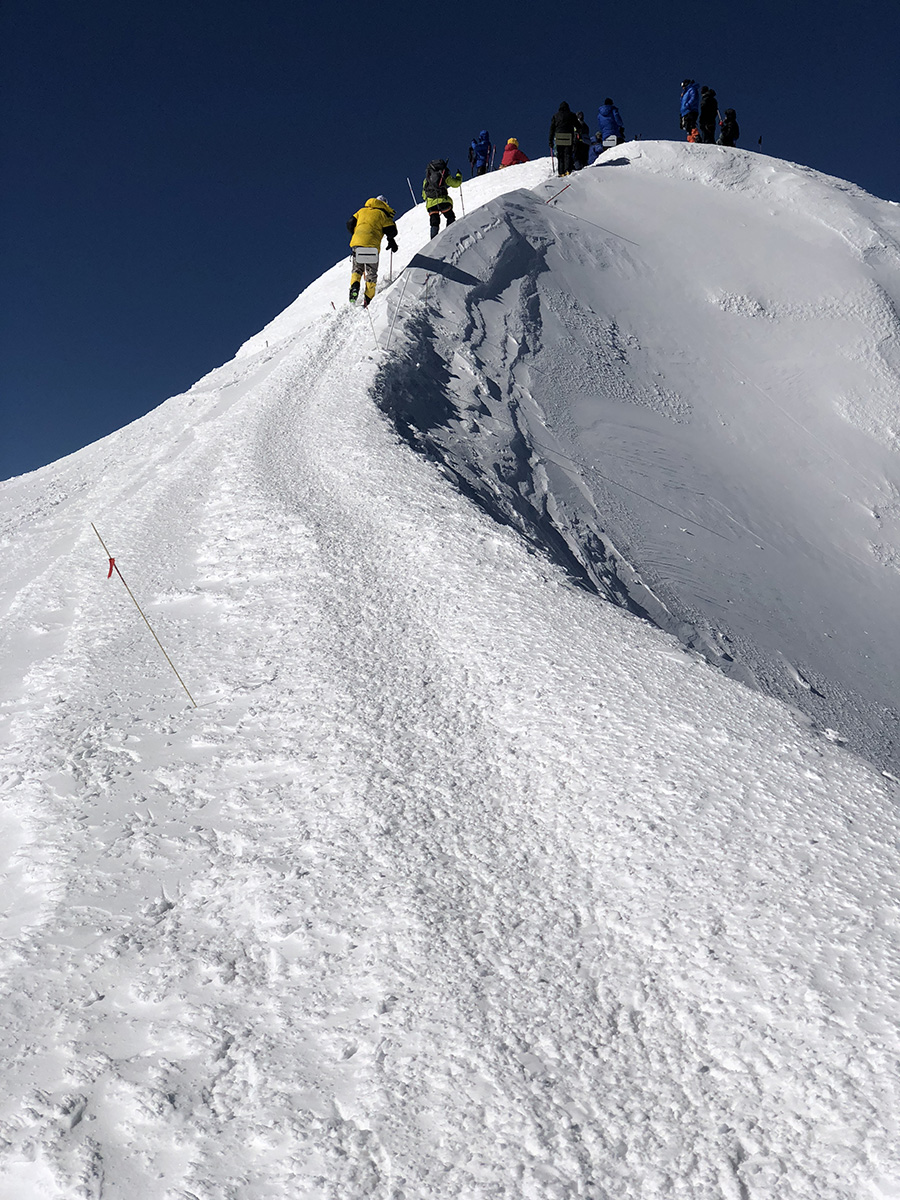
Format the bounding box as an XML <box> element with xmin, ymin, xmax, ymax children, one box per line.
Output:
<box><xmin>376</xmin><ymin>195</ymin><xmax>388</xmax><ymax>203</ymax></box>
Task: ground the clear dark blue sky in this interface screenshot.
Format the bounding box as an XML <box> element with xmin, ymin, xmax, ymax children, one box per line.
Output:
<box><xmin>4</xmin><ymin>0</ymin><xmax>899</xmax><ymax>480</ymax></box>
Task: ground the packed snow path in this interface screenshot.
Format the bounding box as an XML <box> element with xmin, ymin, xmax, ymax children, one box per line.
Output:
<box><xmin>1</xmin><ymin>149</ymin><xmax>899</xmax><ymax>1199</ymax></box>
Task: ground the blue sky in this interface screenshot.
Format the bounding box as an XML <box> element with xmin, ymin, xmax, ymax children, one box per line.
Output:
<box><xmin>4</xmin><ymin>0</ymin><xmax>900</xmax><ymax>480</ymax></box>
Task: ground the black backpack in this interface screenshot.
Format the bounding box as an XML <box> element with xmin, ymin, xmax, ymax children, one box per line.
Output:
<box><xmin>424</xmin><ymin>159</ymin><xmax>448</xmax><ymax>199</ymax></box>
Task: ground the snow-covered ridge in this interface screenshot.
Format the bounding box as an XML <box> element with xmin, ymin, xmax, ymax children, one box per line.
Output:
<box><xmin>371</xmin><ymin>142</ymin><xmax>900</xmax><ymax>770</ymax></box>
<box><xmin>1</xmin><ymin>142</ymin><xmax>900</xmax><ymax>1199</ymax></box>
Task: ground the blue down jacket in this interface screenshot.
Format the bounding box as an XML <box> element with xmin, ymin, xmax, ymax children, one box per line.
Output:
<box><xmin>596</xmin><ymin>103</ymin><xmax>624</xmax><ymax>141</ymax></box>
<box><xmin>680</xmin><ymin>81</ymin><xmax>700</xmax><ymax>117</ymax></box>
<box><xmin>469</xmin><ymin>130</ymin><xmax>492</xmax><ymax>167</ymax></box>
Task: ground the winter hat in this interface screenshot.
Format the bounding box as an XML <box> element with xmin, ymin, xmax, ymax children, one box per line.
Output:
<box><xmin>507</xmin><ymin>137</ymin><xmax>518</xmax><ymax>145</ymax></box>
<box><xmin>604</xmin><ymin>97</ymin><xmax>614</xmax><ymax>105</ymax></box>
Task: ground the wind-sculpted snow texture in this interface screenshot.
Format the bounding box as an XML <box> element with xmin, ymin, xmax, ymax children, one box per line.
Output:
<box><xmin>1</xmin><ymin>148</ymin><xmax>900</xmax><ymax>1199</ymax></box>
<box><xmin>377</xmin><ymin>142</ymin><xmax>900</xmax><ymax>772</ymax></box>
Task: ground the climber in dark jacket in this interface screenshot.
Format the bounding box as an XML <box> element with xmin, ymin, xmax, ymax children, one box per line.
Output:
<box><xmin>549</xmin><ymin>101</ymin><xmax>580</xmax><ymax>176</ymax></box>
<box><xmin>573</xmin><ymin>110</ymin><xmax>591</xmax><ymax>169</ymax></box>
<box><xmin>717</xmin><ymin>108</ymin><xmax>740</xmax><ymax>146</ymax></box>
<box><xmin>699</xmin><ymin>86</ymin><xmax>718</xmax><ymax>143</ymax></box>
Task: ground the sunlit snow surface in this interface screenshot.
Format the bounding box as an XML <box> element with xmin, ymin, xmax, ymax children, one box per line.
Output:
<box><xmin>1</xmin><ymin>145</ymin><xmax>900</xmax><ymax>1199</ymax></box>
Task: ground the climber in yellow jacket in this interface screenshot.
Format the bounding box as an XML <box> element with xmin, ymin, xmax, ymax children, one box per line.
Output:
<box><xmin>346</xmin><ymin>196</ymin><xmax>398</xmax><ymax>306</ymax></box>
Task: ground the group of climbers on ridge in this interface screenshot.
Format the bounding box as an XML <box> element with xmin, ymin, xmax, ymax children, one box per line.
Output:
<box><xmin>346</xmin><ymin>80</ymin><xmax>743</xmax><ymax>302</ymax></box>
<box><xmin>548</xmin><ymin>99</ymin><xmax>625</xmax><ymax>176</ymax></box>
<box><xmin>679</xmin><ymin>80</ymin><xmax>739</xmax><ymax>145</ymax></box>
<box><xmin>344</xmin><ymin>157</ymin><xmax>466</xmax><ymax>305</ymax></box>
<box><xmin>468</xmin><ymin>131</ymin><xmax>531</xmax><ymax>174</ymax></box>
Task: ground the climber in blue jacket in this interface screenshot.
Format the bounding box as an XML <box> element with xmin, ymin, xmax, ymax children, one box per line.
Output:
<box><xmin>468</xmin><ymin>130</ymin><xmax>493</xmax><ymax>176</ymax></box>
<box><xmin>596</xmin><ymin>98</ymin><xmax>625</xmax><ymax>145</ymax></box>
<box><xmin>680</xmin><ymin>79</ymin><xmax>700</xmax><ymax>137</ymax></box>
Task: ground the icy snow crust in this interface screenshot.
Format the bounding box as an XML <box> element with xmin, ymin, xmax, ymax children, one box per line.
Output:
<box><xmin>1</xmin><ymin>144</ymin><xmax>899</xmax><ymax>1197</ymax></box>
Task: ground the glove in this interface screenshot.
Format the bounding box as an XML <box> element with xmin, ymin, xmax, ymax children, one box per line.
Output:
<box><xmin>387</xmin><ymin>239</ymin><xmax>398</xmax><ymax>253</ymax></box>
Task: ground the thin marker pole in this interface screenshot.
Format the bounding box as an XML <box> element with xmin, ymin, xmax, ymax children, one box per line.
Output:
<box><xmin>546</xmin><ymin>182</ymin><xmax>573</xmax><ymax>204</ymax></box>
<box><xmin>91</xmin><ymin>523</ymin><xmax>198</xmax><ymax>708</ymax></box>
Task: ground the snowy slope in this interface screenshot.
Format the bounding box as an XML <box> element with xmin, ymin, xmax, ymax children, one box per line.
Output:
<box><xmin>376</xmin><ymin>143</ymin><xmax>900</xmax><ymax>771</ymax></box>
<box><xmin>1</xmin><ymin>149</ymin><xmax>900</xmax><ymax>1200</ymax></box>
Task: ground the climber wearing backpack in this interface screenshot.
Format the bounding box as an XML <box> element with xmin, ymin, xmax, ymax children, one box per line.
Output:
<box><xmin>549</xmin><ymin>101</ymin><xmax>580</xmax><ymax>176</ymax></box>
<box><xmin>468</xmin><ymin>130</ymin><xmax>493</xmax><ymax>176</ymax></box>
<box><xmin>422</xmin><ymin>159</ymin><xmax>463</xmax><ymax>239</ymax></box>
<box><xmin>346</xmin><ymin>195</ymin><xmax>398</xmax><ymax>307</ymax></box>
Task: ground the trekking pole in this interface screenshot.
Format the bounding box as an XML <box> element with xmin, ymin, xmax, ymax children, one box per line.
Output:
<box><xmin>91</xmin><ymin>523</ymin><xmax>198</xmax><ymax>708</ymax></box>
<box><xmin>388</xmin><ymin>250</ymin><xmax>393</xmax><ymax>284</ymax></box>
<box><xmin>407</xmin><ymin>176</ymin><xmax>418</xmax><ymax>206</ymax></box>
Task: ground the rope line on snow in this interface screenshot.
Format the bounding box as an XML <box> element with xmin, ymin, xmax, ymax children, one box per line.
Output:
<box><xmin>366</xmin><ymin>305</ymin><xmax>379</xmax><ymax>349</ymax></box>
<box><xmin>722</xmin><ymin>356</ymin><xmax>873</xmax><ymax>490</ymax></box>
<box><xmin>91</xmin><ymin>523</ymin><xmax>198</xmax><ymax>708</ymax></box>
<box><xmin>524</xmin><ymin>433</ymin><xmax>738</xmax><ymax>543</ymax></box>
<box><xmin>385</xmin><ymin>270</ymin><xmax>413</xmax><ymax>351</ymax></box>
